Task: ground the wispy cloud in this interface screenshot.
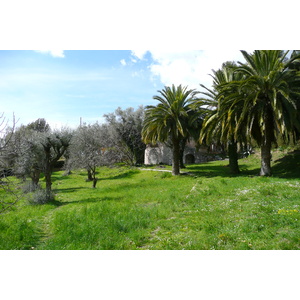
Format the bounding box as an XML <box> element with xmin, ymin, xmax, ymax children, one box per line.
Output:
<box><xmin>120</xmin><ymin>59</ymin><xmax>127</xmax><ymax>66</ymax></box>
<box><xmin>35</xmin><ymin>50</ymin><xmax>65</xmax><ymax>58</ymax></box>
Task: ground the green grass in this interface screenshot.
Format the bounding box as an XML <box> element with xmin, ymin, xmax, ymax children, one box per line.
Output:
<box><xmin>1</xmin><ymin>149</ymin><xmax>300</xmax><ymax>250</ymax></box>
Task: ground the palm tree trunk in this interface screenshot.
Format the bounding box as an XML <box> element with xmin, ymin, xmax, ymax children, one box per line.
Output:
<box><xmin>228</xmin><ymin>137</ymin><xmax>240</xmax><ymax>174</ymax></box>
<box><xmin>179</xmin><ymin>138</ymin><xmax>187</xmax><ymax>169</ymax></box>
<box><xmin>260</xmin><ymin>115</ymin><xmax>272</xmax><ymax>176</ymax></box>
<box><xmin>172</xmin><ymin>138</ymin><xmax>181</xmax><ymax>176</ymax></box>
<box><xmin>260</xmin><ymin>140</ymin><xmax>272</xmax><ymax>176</ymax></box>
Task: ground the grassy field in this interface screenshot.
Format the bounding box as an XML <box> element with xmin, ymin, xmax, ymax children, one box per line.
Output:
<box><xmin>1</xmin><ymin>148</ymin><xmax>300</xmax><ymax>250</ymax></box>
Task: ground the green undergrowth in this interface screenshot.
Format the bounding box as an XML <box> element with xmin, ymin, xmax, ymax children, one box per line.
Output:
<box><xmin>1</xmin><ymin>149</ymin><xmax>300</xmax><ymax>250</ymax></box>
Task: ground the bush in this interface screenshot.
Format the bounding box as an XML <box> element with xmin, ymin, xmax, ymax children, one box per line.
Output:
<box><xmin>22</xmin><ymin>181</ymin><xmax>41</xmax><ymax>194</ymax></box>
<box><xmin>28</xmin><ymin>189</ymin><xmax>55</xmax><ymax>205</ymax></box>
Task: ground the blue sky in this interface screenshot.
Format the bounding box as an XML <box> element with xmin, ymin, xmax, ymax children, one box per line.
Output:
<box><xmin>0</xmin><ymin>50</ymin><xmax>164</xmax><ymax>128</ymax></box>
<box><xmin>0</xmin><ymin>50</ymin><xmax>252</xmax><ymax>129</ymax></box>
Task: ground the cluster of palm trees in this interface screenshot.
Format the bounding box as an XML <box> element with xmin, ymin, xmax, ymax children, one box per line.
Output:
<box><xmin>142</xmin><ymin>50</ymin><xmax>300</xmax><ymax>176</ymax></box>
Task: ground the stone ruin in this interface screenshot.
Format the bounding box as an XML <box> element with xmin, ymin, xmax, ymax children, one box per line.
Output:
<box><xmin>144</xmin><ymin>140</ymin><xmax>223</xmax><ymax>165</ymax></box>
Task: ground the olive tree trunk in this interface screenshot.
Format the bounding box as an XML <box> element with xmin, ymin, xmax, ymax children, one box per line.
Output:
<box><xmin>87</xmin><ymin>168</ymin><xmax>93</xmax><ymax>181</ymax></box>
<box><xmin>44</xmin><ymin>145</ymin><xmax>53</xmax><ymax>194</ymax></box>
<box><xmin>30</xmin><ymin>169</ymin><xmax>41</xmax><ymax>186</ymax></box>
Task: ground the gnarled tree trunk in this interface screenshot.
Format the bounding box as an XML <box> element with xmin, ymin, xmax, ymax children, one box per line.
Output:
<box><xmin>91</xmin><ymin>167</ymin><xmax>98</xmax><ymax>188</ymax></box>
<box><xmin>87</xmin><ymin>168</ymin><xmax>93</xmax><ymax>181</ymax></box>
<box><xmin>44</xmin><ymin>144</ymin><xmax>53</xmax><ymax>195</ymax></box>
<box><xmin>30</xmin><ymin>168</ymin><xmax>41</xmax><ymax>186</ymax></box>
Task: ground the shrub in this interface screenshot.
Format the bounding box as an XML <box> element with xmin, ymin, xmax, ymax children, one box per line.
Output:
<box><xmin>28</xmin><ymin>189</ymin><xmax>55</xmax><ymax>205</ymax></box>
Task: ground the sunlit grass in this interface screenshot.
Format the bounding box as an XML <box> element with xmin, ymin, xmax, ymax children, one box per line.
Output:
<box><xmin>1</xmin><ymin>149</ymin><xmax>300</xmax><ymax>250</ymax></box>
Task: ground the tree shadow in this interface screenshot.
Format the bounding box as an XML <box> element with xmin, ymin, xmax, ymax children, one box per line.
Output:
<box><xmin>54</xmin><ymin>187</ymin><xmax>89</xmax><ymax>194</ymax></box>
<box><xmin>61</xmin><ymin>196</ymin><xmax>125</xmax><ymax>206</ymax></box>
<box><xmin>100</xmin><ymin>169</ymin><xmax>141</xmax><ymax>181</ymax></box>
<box><xmin>272</xmin><ymin>150</ymin><xmax>300</xmax><ymax>179</ymax></box>
<box><xmin>185</xmin><ymin>163</ymin><xmax>260</xmax><ymax>178</ymax></box>
<box><xmin>49</xmin><ymin>195</ymin><xmax>125</xmax><ymax>207</ymax></box>
<box><xmin>185</xmin><ymin>150</ymin><xmax>300</xmax><ymax>179</ymax></box>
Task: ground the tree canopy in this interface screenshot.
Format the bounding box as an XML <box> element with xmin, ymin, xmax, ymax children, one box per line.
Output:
<box><xmin>142</xmin><ymin>84</ymin><xmax>200</xmax><ymax>175</ymax></box>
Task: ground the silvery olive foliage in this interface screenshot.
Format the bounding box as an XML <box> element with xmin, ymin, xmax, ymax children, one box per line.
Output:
<box><xmin>5</xmin><ymin>119</ymin><xmax>72</xmax><ymax>203</ymax></box>
<box><xmin>8</xmin><ymin>120</ymin><xmax>72</xmax><ymax>189</ymax></box>
<box><xmin>66</xmin><ymin>122</ymin><xmax>118</xmax><ymax>188</ymax></box>
<box><xmin>0</xmin><ymin>113</ymin><xmax>19</xmax><ymax>213</ymax></box>
<box><xmin>104</xmin><ymin>106</ymin><xmax>146</xmax><ymax>166</ymax></box>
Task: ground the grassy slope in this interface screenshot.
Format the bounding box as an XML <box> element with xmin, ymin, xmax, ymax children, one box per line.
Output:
<box><xmin>1</xmin><ymin>149</ymin><xmax>300</xmax><ymax>250</ymax></box>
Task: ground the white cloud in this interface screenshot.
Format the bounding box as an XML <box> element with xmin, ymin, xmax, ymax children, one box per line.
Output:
<box><xmin>35</xmin><ymin>50</ymin><xmax>65</xmax><ymax>58</ymax></box>
<box><xmin>131</xmin><ymin>50</ymin><xmax>148</xmax><ymax>61</ymax></box>
<box><xmin>132</xmin><ymin>50</ymin><xmax>252</xmax><ymax>90</ymax></box>
<box><xmin>120</xmin><ymin>59</ymin><xmax>127</xmax><ymax>66</ymax></box>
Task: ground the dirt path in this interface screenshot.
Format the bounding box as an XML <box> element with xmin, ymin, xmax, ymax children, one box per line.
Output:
<box><xmin>139</xmin><ymin>168</ymin><xmax>194</xmax><ymax>176</ymax></box>
<box><xmin>139</xmin><ymin>168</ymin><xmax>172</xmax><ymax>172</ymax></box>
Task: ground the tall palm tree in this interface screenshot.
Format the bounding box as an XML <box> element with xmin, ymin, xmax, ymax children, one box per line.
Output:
<box><xmin>232</xmin><ymin>50</ymin><xmax>300</xmax><ymax>176</ymax></box>
<box><xmin>288</xmin><ymin>50</ymin><xmax>300</xmax><ymax>141</ymax></box>
<box><xmin>142</xmin><ymin>84</ymin><xmax>199</xmax><ymax>175</ymax></box>
<box><xmin>198</xmin><ymin>61</ymin><xmax>246</xmax><ymax>174</ymax></box>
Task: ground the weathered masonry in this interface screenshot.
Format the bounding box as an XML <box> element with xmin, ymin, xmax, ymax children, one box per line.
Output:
<box><xmin>144</xmin><ymin>141</ymin><xmax>223</xmax><ymax>165</ymax></box>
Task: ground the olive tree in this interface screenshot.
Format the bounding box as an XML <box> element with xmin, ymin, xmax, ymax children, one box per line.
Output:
<box><xmin>7</xmin><ymin>120</ymin><xmax>72</xmax><ymax>201</ymax></box>
<box><xmin>104</xmin><ymin>106</ymin><xmax>146</xmax><ymax>166</ymax></box>
<box><xmin>0</xmin><ymin>113</ymin><xmax>19</xmax><ymax>213</ymax></box>
<box><xmin>66</xmin><ymin>123</ymin><xmax>117</xmax><ymax>188</ymax></box>
<box><xmin>40</xmin><ymin>129</ymin><xmax>72</xmax><ymax>194</ymax></box>
<box><xmin>9</xmin><ymin>126</ymin><xmax>45</xmax><ymax>186</ymax></box>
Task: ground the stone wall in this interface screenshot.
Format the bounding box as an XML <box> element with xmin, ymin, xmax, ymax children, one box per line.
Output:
<box><xmin>144</xmin><ymin>143</ymin><xmax>223</xmax><ymax>165</ymax></box>
<box><xmin>144</xmin><ymin>144</ymin><xmax>172</xmax><ymax>165</ymax></box>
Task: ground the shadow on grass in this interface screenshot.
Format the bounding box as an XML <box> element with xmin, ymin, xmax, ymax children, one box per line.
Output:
<box><xmin>61</xmin><ymin>196</ymin><xmax>124</xmax><ymax>206</ymax></box>
<box><xmin>49</xmin><ymin>195</ymin><xmax>124</xmax><ymax>208</ymax></box>
<box><xmin>185</xmin><ymin>163</ymin><xmax>260</xmax><ymax>178</ymax></box>
<box><xmin>272</xmin><ymin>150</ymin><xmax>300</xmax><ymax>179</ymax></box>
<box><xmin>54</xmin><ymin>187</ymin><xmax>89</xmax><ymax>194</ymax></box>
<box><xmin>185</xmin><ymin>150</ymin><xmax>300</xmax><ymax>179</ymax></box>
<box><xmin>100</xmin><ymin>169</ymin><xmax>141</xmax><ymax>181</ymax></box>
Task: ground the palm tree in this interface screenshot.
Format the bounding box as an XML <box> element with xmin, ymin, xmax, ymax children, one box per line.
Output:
<box><xmin>232</xmin><ymin>50</ymin><xmax>300</xmax><ymax>176</ymax></box>
<box><xmin>198</xmin><ymin>62</ymin><xmax>246</xmax><ymax>174</ymax></box>
<box><xmin>288</xmin><ymin>50</ymin><xmax>300</xmax><ymax>141</ymax></box>
<box><xmin>142</xmin><ymin>84</ymin><xmax>199</xmax><ymax>175</ymax></box>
